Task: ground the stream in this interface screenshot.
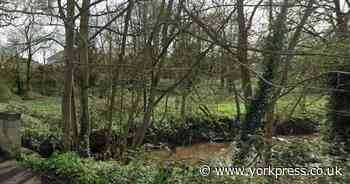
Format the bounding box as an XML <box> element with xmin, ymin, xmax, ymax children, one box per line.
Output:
<box><xmin>147</xmin><ymin>134</ymin><xmax>320</xmax><ymax>165</ymax></box>
<box><xmin>148</xmin><ymin>142</ymin><xmax>233</xmax><ymax>164</ymax></box>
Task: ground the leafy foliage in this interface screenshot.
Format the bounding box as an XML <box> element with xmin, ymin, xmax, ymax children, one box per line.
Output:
<box><xmin>20</xmin><ymin>152</ymin><xmax>238</xmax><ymax>184</ymax></box>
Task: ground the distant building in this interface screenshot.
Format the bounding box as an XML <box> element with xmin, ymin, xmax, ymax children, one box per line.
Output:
<box><xmin>47</xmin><ymin>50</ymin><xmax>65</xmax><ymax>65</ymax></box>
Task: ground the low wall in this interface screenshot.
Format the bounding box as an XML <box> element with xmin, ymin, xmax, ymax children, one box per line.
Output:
<box><xmin>0</xmin><ymin>112</ymin><xmax>21</xmax><ymax>157</ymax></box>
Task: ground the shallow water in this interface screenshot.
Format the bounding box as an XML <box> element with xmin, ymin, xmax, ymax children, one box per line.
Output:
<box><xmin>147</xmin><ymin>134</ymin><xmax>320</xmax><ymax>164</ymax></box>
<box><xmin>149</xmin><ymin>142</ymin><xmax>233</xmax><ymax>164</ymax></box>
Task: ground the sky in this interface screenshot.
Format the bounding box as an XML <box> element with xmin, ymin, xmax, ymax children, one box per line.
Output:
<box><xmin>0</xmin><ymin>0</ymin><xmax>347</xmax><ymax>63</ymax></box>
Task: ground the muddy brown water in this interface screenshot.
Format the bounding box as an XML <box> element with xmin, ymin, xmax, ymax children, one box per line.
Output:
<box><xmin>148</xmin><ymin>142</ymin><xmax>233</xmax><ymax>165</ymax></box>
<box><xmin>148</xmin><ymin>134</ymin><xmax>320</xmax><ymax>165</ymax></box>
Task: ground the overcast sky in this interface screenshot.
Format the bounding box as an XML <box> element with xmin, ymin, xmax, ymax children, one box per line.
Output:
<box><xmin>0</xmin><ymin>0</ymin><xmax>347</xmax><ymax>63</ymax></box>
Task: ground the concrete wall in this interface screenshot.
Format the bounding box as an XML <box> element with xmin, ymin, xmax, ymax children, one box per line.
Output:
<box><xmin>0</xmin><ymin>112</ymin><xmax>21</xmax><ymax>157</ymax></box>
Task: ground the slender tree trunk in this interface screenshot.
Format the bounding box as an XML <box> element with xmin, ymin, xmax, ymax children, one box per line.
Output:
<box><xmin>220</xmin><ymin>49</ymin><xmax>225</xmax><ymax>89</ymax></box>
<box><xmin>237</xmin><ymin>0</ymin><xmax>253</xmax><ymax>102</ymax></box>
<box><xmin>104</xmin><ymin>33</ymin><xmax>114</xmax><ymax>158</ymax></box>
<box><xmin>133</xmin><ymin>69</ymin><xmax>157</xmax><ymax>148</ymax></box>
<box><xmin>132</xmin><ymin>0</ymin><xmax>175</xmax><ymax>147</ymax></box>
<box><xmin>121</xmin><ymin>87</ymin><xmax>142</xmax><ymax>157</ymax></box>
<box><xmin>62</xmin><ymin>0</ymin><xmax>75</xmax><ymax>151</ymax></box>
<box><xmin>41</xmin><ymin>52</ymin><xmax>46</xmax><ymax>95</ymax></box>
<box><xmin>25</xmin><ymin>48</ymin><xmax>32</xmax><ymax>98</ymax></box>
<box><xmin>231</xmin><ymin>79</ymin><xmax>241</xmax><ymax>124</ymax></box>
<box><xmin>106</xmin><ymin>0</ymin><xmax>134</xmax><ymax>157</ymax></box>
<box><xmin>78</xmin><ymin>0</ymin><xmax>91</xmax><ymax>157</ymax></box>
<box><xmin>72</xmin><ymin>86</ymin><xmax>79</xmax><ymax>149</ymax></box>
<box><xmin>180</xmin><ymin>92</ymin><xmax>187</xmax><ymax>118</ymax></box>
<box><xmin>133</xmin><ymin>76</ymin><xmax>156</xmax><ymax>147</ymax></box>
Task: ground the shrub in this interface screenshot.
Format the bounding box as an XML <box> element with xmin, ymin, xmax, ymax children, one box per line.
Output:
<box><xmin>146</xmin><ymin>115</ymin><xmax>238</xmax><ymax>146</ymax></box>
<box><xmin>274</xmin><ymin>117</ymin><xmax>320</xmax><ymax>136</ymax></box>
<box><xmin>21</xmin><ymin>114</ymin><xmax>63</xmax><ymax>157</ymax></box>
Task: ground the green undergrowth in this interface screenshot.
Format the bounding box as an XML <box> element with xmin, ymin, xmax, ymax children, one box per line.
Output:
<box><xmin>19</xmin><ymin>137</ymin><xmax>350</xmax><ymax>184</ymax></box>
<box><xmin>23</xmin><ymin>97</ymin><xmax>62</xmax><ymax>116</ymax></box>
<box><xmin>146</xmin><ymin>115</ymin><xmax>237</xmax><ymax>145</ymax></box>
<box><xmin>20</xmin><ymin>152</ymin><xmax>240</xmax><ymax>184</ymax></box>
<box><xmin>1</xmin><ymin>96</ymin><xmax>321</xmax><ymax>158</ymax></box>
<box><xmin>4</xmin><ymin>94</ymin><xmax>326</xmax><ymax>126</ymax></box>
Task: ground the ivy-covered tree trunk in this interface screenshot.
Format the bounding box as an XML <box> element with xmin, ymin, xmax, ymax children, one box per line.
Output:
<box><xmin>264</xmin><ymin>0</ymin><xmax>315</xmax><ymax>164</ymax></box>
<box><xmin>328</xmin><ymin>68</ymin><xmax>350</xmax><ymax>155</ymax></box>
<box><xmin>235</xmin><ymin>0</ymin><xmax>289</xmax><ymax>165</ymax></box>
<box><xmin>327</xmin><ymin>1</ymin><xmax>350</xmax><ymax>155</ymax></box>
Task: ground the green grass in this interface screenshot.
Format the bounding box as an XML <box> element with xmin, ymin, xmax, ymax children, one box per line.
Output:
<box><xmin>207</xmin><ymin>102</ymin><xmax>246</xmax><ymax>116</ymax></box>
<box><xmin>22</xmin><ymin>97</ymin><xmax>62</xmax><ymax>116</ymax></box>
<box><xmin>16</xmin><ymin>92</ymin><xmax>328</xmax><ymax>124</ymax></box>
<box><xmin>205</xmin><ymin>94</ymin><xmax>327</xmax><ymax>120</ymax></box>
<box><xmin>277</xmin><ymin>95</ymin><xmax>327</xmax><ymax>121</ymax></box>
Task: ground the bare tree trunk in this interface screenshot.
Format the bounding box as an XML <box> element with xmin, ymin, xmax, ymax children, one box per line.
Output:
<box><xmin>61</xmin><ymin>0</ymin><xmax>75</xmax><ymax>151</ymax></box>
<box><xmin>106</xmin><ymin>0</ymin><xmax>134</xmax><ymax>157</ymax></box>
<box><xmin>15</xmin><ymin>53</ymin><xmax>23</xmax><ymax>95</ymax></box>
<box><xmin>104</xmin><ymin>32</ymin><xmax>114</xmax><ymax>158</ymax></box>
<box><xmin>180</xmin><ymin>92</ymin><xmax>187</xmax><ymax>118</ymax></box>
<box><xmin>25</xmin><ymin>49</ymin><xmax>32</xmax><ymax>98</ymax></box>
<box><xmin>133</xmin><ymin>75</ymin><xmax>156</xmax><ymax>147</ymax></box>
<box><xmin>71</xmin><ymin>86</ymin><xmax>79</xmax><ymax>150</ymax></box>
<box><xmin>237</xmin><ymin>0</ymin><xmax>253</xmax><ymax>102</ymax></box>
<box><xmin>132</xmin><ymin>0</ymin><xmax>175</xmax><ymax>147</ymax></box>
<box><xmin>41</xmin><ymin>51</ymin><xmax>46</xmax><ymax>95</ymax></box>
<box><xmin>23</xmin><ymin>15</ymin><xmax>36</xmax><ymax>99</ymax></box>
<box><xmin>121</xmin><ymin>87</ymin><xmax>142</xmax><ymax>157</ymax></box>
<box><xmin>231</xmin><ymin>78</ymin><xmax>241</xmax><ymax>124</ymax></box>
<box><xmin>78</xmin><ymin>0</ymin><xmax>91</xmax><ymax>157</ymax></box>
<box><xmin>220</xmin><ymin>49</ymin><xmax>225</xmax><ymax>89</ymax></box>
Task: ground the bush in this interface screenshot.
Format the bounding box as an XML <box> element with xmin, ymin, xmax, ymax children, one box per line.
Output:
<box><xmin>146</xmin><ymin>115</ymin><xmax>239</xmax><ymax>146</ymax></box>
<box><xmin>21</xmin><ymin>152</ymin><xmax>110</xmax><ymax>184</ymax></box>
<box><xmin>274</xmin><ymin>118</ymin><xmax>320</xmax><ymax>136</ymax></box>
<box><xmin>21</xmin><ymin>114</ymin><xmax>63</xmax><ymax>157</ymax></box>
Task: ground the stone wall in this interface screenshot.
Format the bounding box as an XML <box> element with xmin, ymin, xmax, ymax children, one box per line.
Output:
<box><xmin>0</xmin><ymin>112</ymin><xmax>21</xmax><ymax>157</ymax></box>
